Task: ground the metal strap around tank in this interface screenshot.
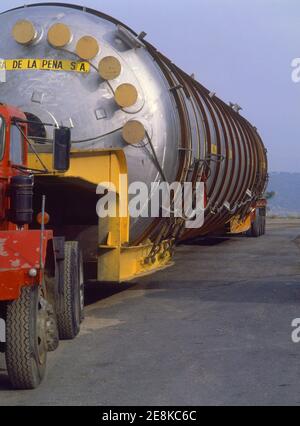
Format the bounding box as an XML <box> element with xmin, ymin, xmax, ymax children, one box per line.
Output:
<box><xmin>240</xmin><ymin>117</ymin><xmax>260</xmax><ymax>198</ymax></box>
<box><xmin>131</xmin><ymin>45</ymin><xmax>192</xmax><ymax>247</ymax></box>
<box><xmin>196</xmin><ymin>95</ymin><xmax>243</xmax><ymax>235</ymax></box>
<box><xmin>229</xmin><ymin>115</ymin><xmax>249</xmax><ymax>205</ymax></box>
<box><xmin>146</xmin><ymin>57</ymin><xmax>196</xmax><ymax>249</ymax></box>
<box><xmin>184</xmin><ymin>95</ymin><xmax>230</xmax><ymax>237</ymax></box>
<box><xmin>181</xmin><ymin>77</ymin><xmax>212</xmax><ymax>181</ymax></box>
<box><xmin>188</xmin><ymin>97</ymin><xmax>234</xmax><ymax>237</ymax></box>
<box><xmin>207</xmin><ymin>98</ymin><xmax>239</xmax><ymax>227</ymax></box>
<box><xmin>235</xmin><ymin>116</ymin><xmax>257</xmax><ymax>204</ymax></box>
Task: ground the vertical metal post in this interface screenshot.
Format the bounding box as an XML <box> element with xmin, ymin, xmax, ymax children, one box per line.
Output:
<box><xmin>39</xmin><ymin>195</ymin><xmax>46</xmax><ymax>270</ymax></box>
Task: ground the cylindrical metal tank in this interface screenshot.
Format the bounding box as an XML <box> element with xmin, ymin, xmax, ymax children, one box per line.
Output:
<box><xmin>0</xmin><ymin>3</ymin><xmax>268</xmax><ymax>244</ymax></box>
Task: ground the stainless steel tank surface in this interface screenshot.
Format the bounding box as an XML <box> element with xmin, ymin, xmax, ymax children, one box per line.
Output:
<box><xmin>0</xmin><ymin>3</ymin><xmax>268</xmax><ymax>243</ymax></box>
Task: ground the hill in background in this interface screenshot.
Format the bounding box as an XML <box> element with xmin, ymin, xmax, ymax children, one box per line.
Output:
<box><xmin>267</xmin><ymin>172</ymin><xmax>300</xmax><ymax>217</ymax></box>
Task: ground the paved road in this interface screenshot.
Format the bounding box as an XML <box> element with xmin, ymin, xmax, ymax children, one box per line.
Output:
<box><xmin>1</xmin><ymin>219</ymin><xmax>300</xmax><ymax>406</ymax></box>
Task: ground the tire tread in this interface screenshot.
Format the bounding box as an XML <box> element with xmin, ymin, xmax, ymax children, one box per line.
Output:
<box><xmin>57</xmin><ymin>241</ymin><xmax>80</xmax><ymax>340</ymax></box>
<box><xmin>5</xmin><ymin>286</ymin><xmax>44</xmax><ymax>389</ymax></box>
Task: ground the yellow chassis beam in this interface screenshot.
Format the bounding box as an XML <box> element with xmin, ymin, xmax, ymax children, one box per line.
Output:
<box><xmin>98</xmin><ymin>239</ymin><xmax>174</xmax><ymax>283</ymax></box>
<box><xmin>29</xmin><ymin>148</ymin><xmax>174</xmax><ymax>283</ymax></box>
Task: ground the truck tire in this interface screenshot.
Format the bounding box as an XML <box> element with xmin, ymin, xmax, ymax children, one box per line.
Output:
<box><xmin>5</xmin><ymin>286</ymin><xmax>47</xmax><ymax>389</ymax></box>
<box><xmin>251</xmin><ymin>215</ymin><xmax>261</xmax><ymax>237</ymax></box>
<box><xmin>57</xmin><ymin>241</ymin><xmax>83</xmax><ymax>340</ymax></box>
<box><xmin>247</xmin><ymin>208</ymin><xmax>266</xmax><ymax>238</ymax></box>
<box><xmin>246</xmin><ymin>218</ymin><xmax>259</xmax><ymax>237</ymax></box>
<box><xmin>261</xmin><ymin>208</ymin><xmax>266</xmax><ymax>235</ymax></box>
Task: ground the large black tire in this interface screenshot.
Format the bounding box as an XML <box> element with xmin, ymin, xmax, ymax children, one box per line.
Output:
<box><xmin>57</xmin><ymin>241</ymin><xmax>84</xmax><ymax>340</ymax></box>
<box><xmin>5</xmin><ymin>286</ymin><xmax>47</xmax><ymax>390</ymax></box>
<box><xmin>252</xmin><ymin>214</ymin><xmax>261</xmax><ymax>237</ymax></box>
<box><xmin>261</xmin><ymin>209</ymin><xmax>266</xmax><ymax>235</ymax></box>
<box><xmin>246</xmin><ymin>207</ymin><xmax>266</xmax><ymax>238</ymax></box>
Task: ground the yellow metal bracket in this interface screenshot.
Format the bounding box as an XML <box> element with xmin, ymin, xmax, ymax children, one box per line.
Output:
<box><xmin>229</xmin><ymin>213</ymin><xmax>251</xmax><ymax>234</ymax></box>
<box><xmin>29</xmin><ymin>148</ymin><xmax>174</xmax><ymax>283</ymax></box>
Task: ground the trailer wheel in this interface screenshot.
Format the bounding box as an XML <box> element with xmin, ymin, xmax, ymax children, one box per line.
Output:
<box><xmin>57</xmin><ymin>241</ymin><xmax>83</xmax><ymax>340</ymax></box>
<box><xmin>251</xmin><ymin>215</ymin><xmax>261</xmax><ymax>237</ymax></box>
<box><xmin>261</xmin><ymin>208</ymin><xmax>266</xmax><ymax>235</ymax></box>
<box><xmin>5</xmin><ymin>286</ymin><xmax>47</xmax><ymax>389</ymax></box>
<box><xmin>247</xmin><ymin>208</ymin><xmax>266</xmax><ymax>238</ymax></box>
<box><xmin>246</xmin><ymin>218</ymin><xmax>260</xmax><ymax>237</ymax></box>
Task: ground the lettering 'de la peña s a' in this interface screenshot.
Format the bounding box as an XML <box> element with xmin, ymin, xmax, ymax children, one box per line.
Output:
<box><xmin>0</xmin><ymin>58</ymin><xmax>90</xmax><ymax>73</ymax></box>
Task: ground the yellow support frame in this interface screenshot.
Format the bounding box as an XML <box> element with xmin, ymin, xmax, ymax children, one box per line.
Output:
<box><xmin>29</xmin><ymin>148</ymin><xmax>173</xmax><ymax>283</ymax></box>
<box><xmin>229</xmin><ymin>213</ymin><xmax>252</xmax><ymax>234</ymax></box>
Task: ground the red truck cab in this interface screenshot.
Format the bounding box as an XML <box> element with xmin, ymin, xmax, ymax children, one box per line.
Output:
<box><xmin>0</xmin><ymin>104</ymin><xmax>83</xmax><ymax>390</ymax></box>
<box><xmin>0</xmin><ymin>104</ymin><xmax>53</xmax><ymax>299</ymax></box>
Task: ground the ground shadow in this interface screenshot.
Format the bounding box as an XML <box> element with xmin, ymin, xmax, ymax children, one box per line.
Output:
<box><xmin>0</xmin><ymin>371</ymin><xmax>12</xmax><ymax>391</ymax></box>
<box><xmin>84</xmin><ymin>280</ymin><xmax>136</xmax><ymax>306</ymax></box>
<box><xmin>181</xmin><ymin>236</ymin><xmax>231</xmax><ymax>246</ymax></box>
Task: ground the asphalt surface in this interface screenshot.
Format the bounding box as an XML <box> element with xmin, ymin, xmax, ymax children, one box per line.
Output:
<box><xmin>1</xmin><ymin>218</ymin><xmax>300</xmax><ymax>406</ymax></box>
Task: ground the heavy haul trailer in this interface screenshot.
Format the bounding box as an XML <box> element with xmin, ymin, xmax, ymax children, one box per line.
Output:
<box><xmin>0</xmin><ymin>3</ymin><xmax>267</xmax><ymax>388</ymax></box>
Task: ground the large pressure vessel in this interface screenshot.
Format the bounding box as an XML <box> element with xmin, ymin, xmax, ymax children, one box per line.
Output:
<box><xmin>0</xmin><ymin>3</ymin><xmax>268</xmax><ymax>244</ymax></box>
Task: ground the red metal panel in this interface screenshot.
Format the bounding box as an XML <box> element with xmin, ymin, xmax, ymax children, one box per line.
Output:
<box><xmin>0</xmin><ymin>270</ymin><xmax>35</xmax><ymax>300</ymax></box>
<box><xmin>0</xmin><ymin>229</ymin><xmax>53</xmax><ymax>301</ymax></box>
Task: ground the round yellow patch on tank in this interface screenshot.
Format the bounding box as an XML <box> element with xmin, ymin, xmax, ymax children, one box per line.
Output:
<box><xmin>47</xmin><ymin>23</ymin><xmax>72</xmax><ymax>48</ymax></box>
<box><xmin>98</xmin><ymin>56</ymin><xmax>121</xmax><ymax>80</ymax></box>
<box><xmin>122</xmin><ymin>120</ymin><xmax>146</xmax><ymax>145</ymax></box>
<box><xmin>76</xmin><ymin>36</ymin><xmax>99</xmax><ymax>60</ymax></box>
<box><xmin>115</xmin><ymin>84</ymin><xmax>138</xmax><ymax>108</ymax></box>
<box><xmin>12</xmin><ymin>20</ymin><xmax>37</xmax><ymax>45</ymax></box>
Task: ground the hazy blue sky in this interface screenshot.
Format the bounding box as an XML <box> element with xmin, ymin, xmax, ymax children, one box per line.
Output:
<box><xmin>0</xmin><ymin>0</ymin><xmax>299</xmax><ymax>172</ymax></box>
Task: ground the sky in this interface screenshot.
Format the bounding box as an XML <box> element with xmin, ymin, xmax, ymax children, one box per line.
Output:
<box><xmin>0</xmin><ymin>0</ymin><xmax>299</xmax><ymax>172</ymax></box>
